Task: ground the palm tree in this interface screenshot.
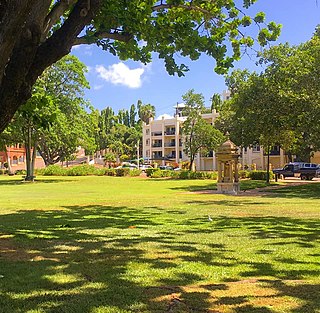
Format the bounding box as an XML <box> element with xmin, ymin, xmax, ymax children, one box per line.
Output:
<box><xmin>138</xmin><ymin>103</ymin><xmax>156</xmax><ymax>124</ymax></box>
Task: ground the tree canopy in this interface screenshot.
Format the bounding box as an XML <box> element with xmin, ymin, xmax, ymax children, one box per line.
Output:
<box><xmin>0</xmin><ymin>0</ymin><xmax>280</xmax><ymax>133</ymax></box>
<box><xmin>217</xmin><ymin>29</ymin><xmax>320</xmax><ymax>163</ymax></box>
<box><xmin>182</xmin><ymin>90</ymin><xmax>224</xmax><ymax>171</ymax></box>
<box><xmin>4</xmin><ymin>55</ymin><xmax>97</xmax><ymax>180</ymax></box>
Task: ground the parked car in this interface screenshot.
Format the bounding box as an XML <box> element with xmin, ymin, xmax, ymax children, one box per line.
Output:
<box><xmin>273</xmin><ymin>162</ymin><xmax>320</xmax><ymax>180</ymax></box>
<box><xmin>159</xmin><ymin>165</ymin><xmax>174</xmax><ymax>170</ymax></box>
<box><xmin>116</xmin><ymin>162</ymin><xmax>138</xmax><ymax>170</ymax></box>
<box><xmin>140</xmin><ymin>164</ymin><xmax>152</xmax><ymax>172</ymax></box>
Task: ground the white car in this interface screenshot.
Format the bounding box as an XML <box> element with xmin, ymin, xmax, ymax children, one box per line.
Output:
<box><xmin>140</xmin><ymin>164</ymin><xmax>152</xmax><ymax>172</ymax></box>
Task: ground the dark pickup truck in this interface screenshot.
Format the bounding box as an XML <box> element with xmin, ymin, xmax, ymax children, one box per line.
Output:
<box><xmin>273</xmin><ymin>162</ymin><xmax>320</xmax><ymax>180</ymax></box>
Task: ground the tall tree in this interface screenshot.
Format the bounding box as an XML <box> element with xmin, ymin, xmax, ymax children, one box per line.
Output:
<box><xmin>138</xmin><ymin>103</ymin><xmax>156</xmax><ymax>124</ymax></box>
<box><xmin>4</xmin><ymin>55</ymin><xmax>96</xmax><ymax>180</ymax></box>
<box><xmin>182</xmin><ymin>90</ymin><xmax>224</xmax><ymax>171</ymax></box>
<box><xmin>210</xmin><ymin>93</ymin><xmax>223</xmax><ymax>112</ymax></box>
<box><xmin>0</xmin><ymin>1</ymin><xmax>280</xmax><ymax>133</ymax></box>
<box><xmin>129</xmin><ymin>104</ymin><xmax>137</xmax><ymax>127</ymax></box>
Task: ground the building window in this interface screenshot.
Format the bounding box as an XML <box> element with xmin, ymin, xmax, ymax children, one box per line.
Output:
<box><xmin>252</xmin><ymin>144</ymin><xmax>260</xmax><ymax>152</ymax></box>
<box><xmin>146</xmin><ymin>129</ymin><xmax>150</xmax><ymax>135</ymax></box>
<box><xmin>146</xmin><ymin>139</ymin><xmax>150</xmax><ymax>146</ymax></box>
<box><xmin>12</xmin><ymin>156</ymin><xmax>18</xmax><ymax>164</ymax></box>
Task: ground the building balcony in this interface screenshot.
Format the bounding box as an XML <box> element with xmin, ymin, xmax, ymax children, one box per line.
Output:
<box><xmin>164</xmin><ymin>142</ymin><xmax>176</xmax><ymax>147</ymax></box>
<box><xmin>151</xmin><ymin>131</ymin><xmax>162</xmax><ymax>136</ymax></box>
<box><xmin>164</xmin><ymin>131</ymin><xmax>176</xmax><ymax>136</ymax></box>
<box><xmin>152</xmin><ymin>143</ymin><xmax>162</xmax><ymax>148</ymax></box>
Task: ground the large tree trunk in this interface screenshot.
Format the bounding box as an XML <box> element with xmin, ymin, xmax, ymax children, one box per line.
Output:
<box><xmin>0</xmin><ymin>0</ymin><xmax>101</xmax><ymax>133</ymax></box>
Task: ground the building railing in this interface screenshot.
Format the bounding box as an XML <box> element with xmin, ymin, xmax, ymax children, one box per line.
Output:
<box><xmin>151</xmin><ymin>131</ymin><xmax>162</xmax><ymax>136</ymax></box>
<box><xmin>164</xmin><ymin>142</ymin><xmax>176</xmax><ymax>147</ymax></box>
<box><xmin>152</xmin><ymin>143</ymin><xmax>162</xmax><ymax>148</ymax></box>
<box><xmin>165</xmin><ymin>130</ymin><xmax>176</xmax><ymax>135</ymax></box>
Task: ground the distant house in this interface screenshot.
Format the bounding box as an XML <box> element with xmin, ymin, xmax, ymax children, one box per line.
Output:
<box><xmin>0</xmin><ymin>144</ymin><xmax>45</xmax><ymax>171</ymax></box>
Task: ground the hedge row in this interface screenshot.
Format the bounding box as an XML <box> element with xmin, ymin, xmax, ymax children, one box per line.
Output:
<box><xmin>34</xmin><ymin>165</ymin><xmax>141</xmax><ymax>177</ymax></box>
<box><xmin>248</xmin><ymin>170</ymin><xmax>275</xmax><ymax>180</ymax></box>
<box><xmin>1</xmin><ymin>165</ymin><xmax>273</xmax><ymax>180</ymax></box>
<box><xmin>146</xmin><ymin>169</ymin><xmax>218</xmax><ymax>180</ymax></box>
<box><xmin>146</xmin><ymin>169</ymin><xmax>273</xmax><ymax>180</ymax></box>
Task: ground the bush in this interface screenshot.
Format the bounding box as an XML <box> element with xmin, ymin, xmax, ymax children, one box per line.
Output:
<box><xmin>15</xmin><ymin>169</ymin><xmax>27</xmax><ymax>175</ymax></box>
<box><xmin>150</xmin><ymin>170</ymin><xmax>172</xmax><ymax>178</ymax></box>
<box><xmin>105</xmin><ymin>169</ymin><xmax>116</xmax><ymax>176</ymax></box>
<box><xmin>115</xmin><ymin>168</ymin><xmax>130</xmax><ymax>177</ymax></box>
<box><xmin>66</xmin><ymin>164</ymin><xmax>99</xmax><ymax>176</ymax></box>
<box><xmin>238</xmin><ymin>170</ymin><xmax>250</xmax><ymax>179</ymax></box>
<box><xmin>147</xmin><ymin>170</ymin><xmax>218</xmax><ymax>180</ymax></box>
<box><xmin>0</xmin><ymin>169</ymin><xmax>7</xmax><ymax>175</ymax></box>
<box><xmin>248</xmin><ymin>170</ymin><xmax>274</xmax><ymax>180</ymax></box>
<box><xmin>39</xmin><ymin>165</ymin><xmax>67</xmax><ymax>176</ymax></box>
<box><xmin>129</xmin><ymin>169</ymin><xmax>142</xmax><ymax>177</ymax></box>
<box><xmin>95</xmin><ymin>168</ymin><xmax>108</xmax><ymax>176</ymax></box>
<box><xmin>145</xmin><ymin>168</ymin><xmax>159</xmax><ymax>177</ymax></box>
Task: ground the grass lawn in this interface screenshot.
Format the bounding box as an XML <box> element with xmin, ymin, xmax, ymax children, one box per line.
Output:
<box><xmin>0</xmin><ymin>175</ymin><xmax>319</xmax><ymax>313</ymax></box>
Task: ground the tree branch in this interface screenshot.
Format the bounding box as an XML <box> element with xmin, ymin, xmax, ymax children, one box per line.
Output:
<box><xmin>74</xmin><ymin>31</ymin><xmax>132</xmax><ymax>45</ymax></box>
<box><xmin>43</xmin><ymin>0</ymin><xmax>78</xmax><ymax>41</ymax></box>
<box><xmin>28</xmin><ymin>0</ymin><xmax>102</xmax><ymax>87</ymax></box>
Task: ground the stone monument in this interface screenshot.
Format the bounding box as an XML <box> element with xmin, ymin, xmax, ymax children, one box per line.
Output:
<box><xmin>216</xmin><ymin>138</ymin><xmax>240</xmax><ymax>195</ymax></box>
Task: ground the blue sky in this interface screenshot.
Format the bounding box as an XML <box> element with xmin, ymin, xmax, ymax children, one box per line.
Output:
<box><xmin>71</xmin><ymin>0</ymin><xmax>320</xmax><ymax>117</ymax></box>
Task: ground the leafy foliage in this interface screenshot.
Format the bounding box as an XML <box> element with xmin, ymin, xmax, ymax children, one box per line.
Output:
<box><xmin>218</xmin><ymin>29</ymin><xmax>320</xmax><ymax>162</ymax></box>
<box><xmin>181</xmin><ymin>90</ymin><xmax>224</xmax><ymax>170</ymax></box>
<box><xmin>0</xmin><ymin>1</ymin><xmax>280</xmax><ymax>134</ymax></box>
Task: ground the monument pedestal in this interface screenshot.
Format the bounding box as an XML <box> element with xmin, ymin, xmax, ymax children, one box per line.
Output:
<box><xmin>217</xmin><ymin>182</ymin><xmax>240</xmax><ymax>195</ymax></box>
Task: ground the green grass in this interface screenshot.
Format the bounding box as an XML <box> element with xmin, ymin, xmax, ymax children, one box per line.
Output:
<box><xmin>0</xmin><ymin>176</ymin><xmax>319</xmax><ymax>313</ymax></box>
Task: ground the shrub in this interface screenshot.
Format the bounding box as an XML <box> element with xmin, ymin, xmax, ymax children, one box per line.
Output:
<box><xmin>172</xmin><ymin>170</ymin><xmax>217</xmax><ymax>180</ymax></box>
<box><xmin>150</xmin><ymin>170</ymin><xmax>164</xmax><ymax>178</ymax></box>
<box><xmin>15</xmin><ymin>169</ymin><xmax>27</xmax><ymax>175</ymax></box>
<box><xmin>66</xmin><ymin>164</ymin><xmax>99</xmax><ymax>176</ymax></box>
<box><xmin>105</xmin><ymin>169</ymin><xmax>116</xmax><ymax>176</ymax></box>
<box><xmin>145</xmin><ymin>168</ymin><xmax>159</xmax><ymax>177</ymax></box>
<box><xmin>248</xmin><ymin>170</ymin><xmax>274</xmax><ymax>180</ymax></box>
<box><xmin>39</xmin><ymin>165</ymin><xmax>67</xmax><ymax>176</ymax></box>
<box><xmin>149</xmin><ymin>169</ymin><xmax>173</xmax><ymax>178</ymax></box>
<box><xmin>95</xmin><ymin>168</ymin><xmax>108</xmax><ymax>176</ymax></box>
<box><xmin>239</xmin><ymin>170</ymin><xmax>250</xmax><ymax>179</ymax></box>
<box><xmin>0</xmin><ymin>169</ymin><xmax>7</xmax><ymax>175</ymax></box>
<box><xmin>129</xmin><ymin>169</ymin><xmax>142</xmax><ymax>177</ymax></box>
<box><xmin>115</xmin><ymin>168</ymin><xmax>130</xmax><ymax>177</ymax></box>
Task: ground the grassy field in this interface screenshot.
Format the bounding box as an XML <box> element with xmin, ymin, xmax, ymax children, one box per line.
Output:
<box><xmin>0</xmin><ymin>176</ymin><xmax>319</xmax><ymax>313</ymax></box>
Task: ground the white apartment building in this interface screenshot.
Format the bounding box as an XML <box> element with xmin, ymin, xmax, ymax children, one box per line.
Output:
<box><xmin>142</xmin><ymin>104</ymin><xmax>219</xmax><ymax>171</ymax></box>
<box><xmin>142</xmin><ymin>89</ymin><xmax>319</xmax><ymax>171</ymax></box>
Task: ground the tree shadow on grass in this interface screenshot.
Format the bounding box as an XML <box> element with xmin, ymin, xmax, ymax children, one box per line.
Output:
<box><xmin>0</xmin><ymin>205</ymin><xmax>319</xmax><ymax>312</ymax></box>
<box><xmin>0</xmin><ymin>177</ymin><xmax>75</xmax><ymax>185</ymax></box>
<box><xmin>170</xmin><ymin>179</ymin><xmax>320</xmax><ymax>199</ymax></box>
<box><xmin>263</xmin><ymin>183</ymin><xmax>320</xmax><ymax>199</ymax></box>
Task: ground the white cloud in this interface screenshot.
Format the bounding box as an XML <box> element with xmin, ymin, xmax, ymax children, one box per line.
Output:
<box><xmin>93</xmin><ymin>84</ymin><xmax>103</xmax><ymax>90</ymax></box>
<box><xmin>95</xmin><ymin>62</ymin><xmax>145</xmax><ymax>88</ymax></box>
<box><xmin>84</xmin><ymin>46</ymin><xmax>93</xmax><ymax>56</ymax></box>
